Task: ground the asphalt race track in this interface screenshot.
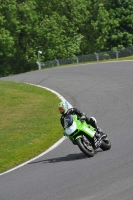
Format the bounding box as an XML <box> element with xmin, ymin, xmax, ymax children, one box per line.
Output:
<box><xmin>0</xmin><ymin>61</ymin><xmax>133</xmax><ymax>200</ymax></box>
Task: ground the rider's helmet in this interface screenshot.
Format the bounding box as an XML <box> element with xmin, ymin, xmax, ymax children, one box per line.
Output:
<box><xmin>58</xmin><ymin>101</ymin><xmax>68</xmax><ymax>114</ymax></box>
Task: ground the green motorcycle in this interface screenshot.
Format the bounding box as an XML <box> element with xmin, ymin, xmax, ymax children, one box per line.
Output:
<box><xmin>64</xmin><ymin>114</ymin><xmax>111</xmax><ymax>157</ymax></box>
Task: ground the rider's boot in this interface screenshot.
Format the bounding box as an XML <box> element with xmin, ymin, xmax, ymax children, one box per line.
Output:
<box><xmin>96</xmin><ymin>127</ymin><xmax>107</xmax><ymax>139</ymax></box>
<box><xmin>88</xmin><ymin>117</ymin><xmax>106</xmax><ymax>138</ymax></box>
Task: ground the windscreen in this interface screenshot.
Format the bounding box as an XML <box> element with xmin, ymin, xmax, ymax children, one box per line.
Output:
<box><xmin>64</xmin><ymin>115</ymin><xmax>73</xmax><ymax>128</ymax></box>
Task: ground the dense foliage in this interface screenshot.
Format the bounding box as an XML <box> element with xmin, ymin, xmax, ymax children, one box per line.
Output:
<box><xmin>0</xmin><ymin>0</ymin><xmax>133</xmax><ymax>76</ymax></box>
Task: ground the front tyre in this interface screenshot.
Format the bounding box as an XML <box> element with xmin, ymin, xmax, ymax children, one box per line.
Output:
<box><xmin>76</xmin><ymin>138</ymin><xmax>94</xmax><ymax>157</ymax></box>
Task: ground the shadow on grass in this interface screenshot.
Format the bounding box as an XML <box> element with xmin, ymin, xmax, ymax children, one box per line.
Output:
<box><xmin>29</xmin><ymin>149</ymin><xmax>103</xmax><ymax>165</ymax></box>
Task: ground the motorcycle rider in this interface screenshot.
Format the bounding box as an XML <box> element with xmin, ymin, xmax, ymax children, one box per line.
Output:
<box><xmin>58</xmin><ymin>101</ymin><xmax>106</xmax><ymax>147</ymax></box>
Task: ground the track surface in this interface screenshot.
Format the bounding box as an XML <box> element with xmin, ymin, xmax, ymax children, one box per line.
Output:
<box><xmin>0</xmin><ymin>61</ymin><xmax>133</xmax><ymax>200</ymax></box>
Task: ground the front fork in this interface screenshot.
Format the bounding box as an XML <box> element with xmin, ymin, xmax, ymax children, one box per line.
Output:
<box><xmin>76</xmin><ymin>134</ymin><xmax>92</xmax><ymax>146</ymax></box>
<box><xmin>82</xmin><ymin>135</ymin><xmax>90</xmax><ymax>145</ymax></box>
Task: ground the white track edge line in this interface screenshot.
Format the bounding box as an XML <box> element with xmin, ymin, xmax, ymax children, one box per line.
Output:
<box><xmin>0</xmin><ymin>84</ymin><xmax>72</xmax><ymax>176</ymax></box>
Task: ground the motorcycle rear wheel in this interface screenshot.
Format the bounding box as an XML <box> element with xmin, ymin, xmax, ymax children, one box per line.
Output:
<box><xmin>76</xmin><ymin>138</ymin><xmax>94</xmax><ymax>157</ymax></box>
<box><xmin>100</xmin><ymin>138</ymin><xmax>111</xmax><ymax>151</ymax></box>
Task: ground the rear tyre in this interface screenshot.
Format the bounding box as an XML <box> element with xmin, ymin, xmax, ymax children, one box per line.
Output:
<box><xmin>100</xmin><ymin>138</ymin><xmax>111</xmax><ymax>151</ymax></box>
<box><xmin>76</xmin><ymin>138</ymin><xmax>94</xmax><ymax>157</ymax></box>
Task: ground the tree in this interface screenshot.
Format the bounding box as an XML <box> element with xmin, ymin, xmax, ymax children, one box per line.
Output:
<box><xmin>79</xmin><ymin>0</ymin><xmax>110</xmax><ymax>54</ymax></box>
<box><xmin>35</xmin><ymin>0</ymin><xmax>90</xmax><ymax>60</ymax></box>
<box><xmin>0</xmin><ymin>0</ymin><xmax>133</xmax><ymax>76</ymax></box>
<box><xmin>0</xmin><ymin>0</ymin><xmax>16</xmax><ymax>76</ymax></box>
<box><xmin>0</xmin><ymin>0</ymin><xmax>39</xmax><ymax>76</ymax></box>
<box><xmin>107</xmin><ymin>0</ymin><xmax>133</xmax><ymax>49</ymax></box>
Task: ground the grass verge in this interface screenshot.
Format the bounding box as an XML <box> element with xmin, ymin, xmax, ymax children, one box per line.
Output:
<box><xmin>114</xmin><ymin>55</ymin><xmax>133</xmax><ymax>60</ymax></box>
<box><xmin>0</xmin><ymin>81</ymin><xmax>62</xmax><ymax>173</ymax></box>
<box><xmin>95</xmin><ymin>55</ymin><xmax>133</xmax><ymax>62</ymax></box>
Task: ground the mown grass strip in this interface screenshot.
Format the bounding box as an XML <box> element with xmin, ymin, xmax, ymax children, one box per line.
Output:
<box><xmin>0</xmin><ymin>81</ymin><xmax>62</xmax><ymax>173</ymax></box>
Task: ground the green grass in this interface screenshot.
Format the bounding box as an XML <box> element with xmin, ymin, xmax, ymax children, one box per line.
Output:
<box><xmin>0</xmin><ymin>81</ymin><xmax>63</xmax><ymax>173</ymax></box>
<box><xmin>83</xmin><ymin>55</ymin><xmax>133</xmax><ymax>64</ymax></box>
<box><xmin>115</xmin><ymin>55</ymin><xmax>133</xmax><ymax>60</ymax></box>
<box><xmin>95</xmin><ymin>55</ymin><xmax>133</xmax><ymax>62</ymax></box>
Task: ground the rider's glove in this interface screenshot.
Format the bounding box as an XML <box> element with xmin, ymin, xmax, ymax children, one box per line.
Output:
<box><xmin>80</xmin><ymin>115</ymin><xmax>86</xmax><ymax>122</ymax></box>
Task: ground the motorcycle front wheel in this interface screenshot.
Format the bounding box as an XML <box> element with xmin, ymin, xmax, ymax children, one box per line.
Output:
<box><xmin>76</xmin><ymin>138</ymin><xmax>94</xmax><ymax>157</ymax></box>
